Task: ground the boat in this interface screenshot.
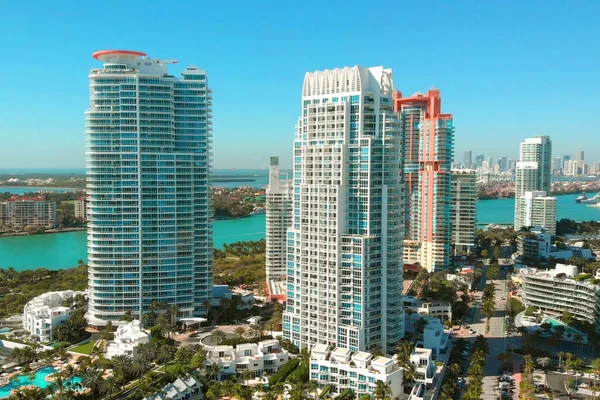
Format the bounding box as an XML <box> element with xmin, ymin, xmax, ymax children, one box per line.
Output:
<box><xmin>576</xmin><ymin>193</ymin><xmax>588</xmax><ymax>203</ymax></box>
<box><xmin>579</xmin><ymin>193</ymin><xmax>600</xmax><ymax>204</ymax></box>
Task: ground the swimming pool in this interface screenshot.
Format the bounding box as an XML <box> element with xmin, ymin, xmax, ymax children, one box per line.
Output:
<box><xmin>545</xmin><ymin>318</ymin><xmax>586</xmax><ymax>337</ymax></box>
<box><xmin>0</xmin><ymin>366</ymin><xmax>81</xmax><ymax>398</ymax></box>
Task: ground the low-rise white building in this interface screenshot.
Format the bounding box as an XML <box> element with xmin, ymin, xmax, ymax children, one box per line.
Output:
<box><xmin>144</xmin><ymin>374</ymin><xmax>203</xmax><ymax>400</ymax></box>
<box><xmin>421</xmin><ymin>317</ymin><xmax>449</xmax><ymax>357</ymax></box>
<box><xmin>23</xmin><ymin>290</ymin><xmax>81</xmax><ymax>342</ymax></box>
<box><xmin>104</xmin><ymin>320</ymin><xmax>149</xmax><ymax>359</ymax></box>
<box><xmin>212</xmin><ymin>285</ymin><xmax>254</xmax><ymax>309</ymax></box>
<box><xmin>520</xmin><ymin>264</ymin><xmax>600</xmax><ymax>332</ymax></box>
<box><xmin>309</xmin><ymin>344</ymin><xmax>403</xmax><ymax>399</ymax></box>
<box><xmin>205</xmin><ymin>339</ymin><xmax>289</xmax><ymax>380</ymax></box>
<box><xmin>410</xmin><ymin>348</ymin><xmax>435</xmax><ymax>387</ymax></box>
<box><xmin>518</xmin><ymin>226</ymin><xmax>595</xmax><ymax>261</ymax></box>
<box><xmin>403</xmin><ymin>296</ymin><xmax>452</xmax><ymax>322</ymax></box>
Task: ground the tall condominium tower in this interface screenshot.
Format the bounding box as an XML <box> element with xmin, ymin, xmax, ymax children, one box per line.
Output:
<box><xmin>514</xmin><ymin>136</ymin><xmax>552</xmax><ymax>232</ymax></box>
<box><xmin>283</xmin><ymin>66</ymin><xmax>405</xmax><ymax>354</ymax></box>
<box><xmin>86</xmin><ymin>50</ymin><xmax>213</xmax><ymax>326</ymax></box>
<box><xmin>393</xmin><ymin>89</ymin><xmax>454</xmax><ymax>272</ymax></box>
<box><xmin>265</xmin><ymin>156</ymin><xmax>293</xmax><ymax>283</ymax></box>
<box><xmin>450</xmin><ymin>169</ymin><xmax>477</xmax><ymax>254</ymax></box>
<box><xmin>464</xmin><ymin>150</ymin><xmax>472</xmax><ymax>169</ymax></box>
<box><xmin>515</xmin><ymin>191</ymin><xmax>557</xmax><ymax>234</ymax></box>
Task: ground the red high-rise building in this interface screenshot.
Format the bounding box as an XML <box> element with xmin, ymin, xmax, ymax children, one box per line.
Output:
<box><xmin>394</xmin><ymin>89</ymin><xmax>454</xmax><ymax>271</ymax></box>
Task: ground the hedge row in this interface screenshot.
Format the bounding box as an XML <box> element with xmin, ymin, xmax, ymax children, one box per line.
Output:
<box><xmin>268</xmin><ymin>358</ymin><xmax>300</xmax><ymax>386</ymax></box>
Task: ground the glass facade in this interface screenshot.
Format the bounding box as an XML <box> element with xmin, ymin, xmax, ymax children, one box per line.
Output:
<box><xmin>86</xmin><ymin>53</ymin><xmax>212</xmax><ymax>326</ymax></box>
<box><xmin>283</xmin><ymin>66</ymin><xmax>405</xmax><ymax>354</ymax></box>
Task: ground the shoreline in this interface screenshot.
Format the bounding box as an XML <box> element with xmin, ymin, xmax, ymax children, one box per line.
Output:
<box><xmin>0</xmin><ymin>227</ymin><xmax>87</xmax><ymax>238</ymax></box>
<box><xmin>478</xmin><ymin>191</ymin><xmax>585</xmax><ymax>201</ymax></box>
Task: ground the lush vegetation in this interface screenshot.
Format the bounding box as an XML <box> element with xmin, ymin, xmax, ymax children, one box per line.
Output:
<box><xmin>406</xmin><ymin>269</ymin><xmax>470</xmax><ymax>325</ymax></box>
<box><xmin>0</xmin><ymin>262</ymin><xmax>88</xmax><ymax>318</ymax></box>
<box><xmin>268</xmin><ymin>358</ymin><xmax>301</xmax><ymax>385</ymax></box>
<box><xmin>214</xmin><ymin>240</ymin><xmax>266</xmax><ymax>287</ymax></box>
<box><xmin>437</xmin><ymin>338</ymin><xmax>468</xmax><ymax>400</ymax></box>
<box><xmin>462</xmin><ymin>335</ymin><xmax>489</xmax><ymax>400</ymax></box>
<box><xmin>509</xmin><ymin>298</ymin><xmax>525</xmax><ymax>318</ymax></box>
<box><xmin>556</xmin><ymin>218</ymin><xmax>600</xmax><ymax>236</ymax></box>
<box><xmin>54</xmin><ymin>294</ymin><xmax>90</xmax><ymax>344</ymax></box>
<box><xmin>213</xmin><ymin>187</ymin><xmax>262</xmax><ymax>218</ymax></box>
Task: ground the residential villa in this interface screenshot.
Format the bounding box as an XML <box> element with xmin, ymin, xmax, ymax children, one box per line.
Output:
<box><xmin>144</xmin><ymin>374</ymin><xmax>203</xmax><ymax>400</ymax></box>
<box><xmin>23</xmin><ymin>290</ymin><xmax>82</xmax><ymax>342</ymax></box>
<box><xmin>204</xmin><ymin>339</ymin><xmax>289</xmax><ymax>380</ymax></box>
<box><xmin>105</xmin><ymin>320</ymin><xmax>150</xmax><ymax>359</ymax></box>
<box><xmin>309</xmin><ymin>344</ymin><xmax>404</xmax><ymax>399</ymax></box>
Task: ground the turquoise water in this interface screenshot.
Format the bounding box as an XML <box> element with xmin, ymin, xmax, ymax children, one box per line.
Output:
<box><xmin>0</xmin><ymin>214</ymin><xmax>266</xmax><ymax>270</ymax></box>
<box><xmin>545</xmin><ymin>318</ymin><xmax>585</xmax><ymax>337</ymax></box>
<box><xmin>0</xmin><ymin>366</ymin><xmax>81</xmax><ymax>398</ymax></box>
<box><xmin>1</xmin><ymin>193</ymin><xmax>600</xmax><ymax>271</ymax></box>
<box><xmin>477</xmin><ymin>193</ymin><xmax>600</xmax><ymax>225</ymax></box>
<box><xmin>0</xmin><ymin>187</ymin><xmax>79</xmax><ymax>195</ymax></box>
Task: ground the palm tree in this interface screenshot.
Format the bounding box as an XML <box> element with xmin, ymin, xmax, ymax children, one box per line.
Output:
<box><xmin>211</xmin><ymin>329</ymin><xmax>226</xmax><ymax>345</ymax></box>
<box><xmin>591</xmin><ymin>385</ymin><xmax>600</xmax><ymax>400</ymax></box>
<box><xmin>134</xmin><ymin>375</ymin><xmax>159</xmax><ymax>399</ymax></box>
<box><xmin>248</xmin><ymin>323</ymin><xmax>264</xmax><ymax>339</ymax></box>
<box><xmin>205</xmin><ymin>383</ymin><xmax>222</xmax><ymax>400</ymax></box>
<box><xmin>63</xmin><ymin>364</ymin><xmax>77</xmax><ymax>379</ymax></box>
<box><xmin>136</xmin><ymin>342</ymin><xmax>156</xmax><ymax>364</ymax></box>
<box><xmin>50</xmin><ymin>375</ymin><xmax>68</xmax><ymax>397</ymax></box>
<box><xmin>233</xmin><ymin>326</ymin><xmax>247</xmax><ymax>339</ymax></box>
<box><xmin>82</xmin><ymin>367</ymin><xmax>104</xmax><ymax>400</ymax></box>
<box><xmin>373</xmin><ymin>380</ymin><xmax>392</xmax><ymax>400</ymax></box>
<box><xmin>206</xmin><ymin>362</ymin><xmax>222</xmax><ymax>381</ymax></box>
<box><xmin>306</xmin><ymin>380</ymin><xmax>319</xmax><ymax>400</ymax></box>
<box><xmin>112</xmin><ymin>354</ymin><xmax>132</xmax><ymax>389</ymax></box>
<box><xmin>130</xmin><ymin>360</ymin><xmax>148</xmax><ymax>378</ymax></box>
<box><xmin>99</xmin><ymin>376</ymin><xmax>120</xmax><ymax>400</ymax></box>
<box><xmin>157</xmin><ymin>344</ymin><xmax>176</xmax><ymax>372</ymax></box>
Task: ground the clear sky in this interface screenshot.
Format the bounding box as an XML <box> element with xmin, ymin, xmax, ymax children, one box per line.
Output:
<box><xmin>0</xmin><ymin>0</ymin><xmax>598</xmax><ymax>169</ymax></box>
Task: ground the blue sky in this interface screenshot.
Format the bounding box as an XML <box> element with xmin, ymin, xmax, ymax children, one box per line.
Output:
<box><xmin>0</xmin><ymin>0</ymin><xmax>598</xmax><ymax>169</ymax></box>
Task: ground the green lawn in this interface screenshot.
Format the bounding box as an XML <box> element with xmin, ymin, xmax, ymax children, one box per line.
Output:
<box><xmin>157</xmin><ymin>363</ymin><xmax>180</xmax><ymax>373</ymax></box>
<box><xmin>71</xmin><ymin>340</ymin><xmax>97</xmax><ymax>355</ymax></box>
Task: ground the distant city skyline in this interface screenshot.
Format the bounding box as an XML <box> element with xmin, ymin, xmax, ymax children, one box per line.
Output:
<box><xmin>0</xmin><ymin>2</ymin><xmax>599</xmax><ymax>170</ymax></box>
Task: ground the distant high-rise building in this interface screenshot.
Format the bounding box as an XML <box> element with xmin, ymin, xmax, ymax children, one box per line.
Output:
<box><xmin>552</xmin><ymin>157</ymin><xmax>562</xmax><ymax>174</ymax></box>
<box><xmin>451</xmin><ymin>169</ymin><xmax>477</xmax><ymax>254</ymax></box>
<box><xmin>487</xmin><ymin>156</ymin><xmax>493</xmax><ymax>169</ymax></box>
<box><xmin>283</xmin><ymin>66</ymin><xmax>405</xmax><ymax>354</ymax></box>
<box><xmin>509</xmin><ymin>159</ymin><xmax>517</xmax><ymax>171</ymax></box>
<box><xmin>394</xmin><ymin>89</ymin><xmax>454</xmax><ymax>272</ymax></box>
<box><xmin>563</xmin><ymin>159</ymin><xmax>578</xmax><ymax>176</ymax></box>
<box><xmin>577</xmin><ymin>150</ymin><xmax>585</xmax><ymax>162</ymax></box>
<box><xmin>500</xmin><ymin>156</ymin><xmax>507</xmax><ymax>171</ymax></box>
<box><xmin>515</xmin><ymin>191</ymin><xmax>556</xmax><ymax>234</ymax></box>
<box><xmin>0</xmin><ymin>195</ymin><xmax>57</xmax><ymax>229</ymax></box>
<box><xmin>562</xmin><ymin>155</ymin><xmax>571</xmax><ymax>170</ymax></box>
<box><xmin>514</xmin><ymin>136</ymin><xmax>552</xmax><ymax>232</ymax></box>
<box><xmin>475</xmin><ymin>154</ymin><xmax>485</xmax><ymax>168</ymax></box>
<box><xmin>464</xmin><ymin>150</ymin><xmax>472</xmax><ymax>168</ymax></box>
<box><xmin>74</xmin><ymin>197</ymin><xmax>88</xmax><ymax>222</ymax></box>
<box><xmin>265</xmin><ymin>156</ymin><xmax>292</xmax><ymax>283</ymax></box>
<box><xmin>86</xmin><ymin>50</ymin><xmax>213</xmax><ymax>326</ymax></box>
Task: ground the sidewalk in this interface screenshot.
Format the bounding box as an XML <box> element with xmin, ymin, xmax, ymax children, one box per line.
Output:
<box><xmin>513</xmin><ymin>359</ymin><xmax>523</xmax><ymax>399</ymax></box>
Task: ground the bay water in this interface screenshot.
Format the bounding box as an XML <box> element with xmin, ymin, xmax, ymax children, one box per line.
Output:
<box><xmin>1</xmin><ymin>193</ymin><xmax>599</xmax><ymax>271</ymax></box>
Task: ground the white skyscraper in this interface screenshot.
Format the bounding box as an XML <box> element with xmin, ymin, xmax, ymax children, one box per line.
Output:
<box><xmin>515</xmin><ymin>191</ymin><xmax>556</xmax><ymax>234</ymax></box>
<box><xmin>86</xmin><ymin>50</ymin><xmax>213</xmax><ymax>326</ymax></box>
<box><xmin>265</xmin><ymin>156</ymin><xmax>293</xmax><ymax>284</ymax></box>
<box><xmin>514</xmin><ymin>136</ymin><xmax>552</xmax><ymax>232</ymax></box>
<box><xmin>283</xmin><ymin>66</ymin><xmax>405</xmax><ymax>354</ymax></box>
<box><xmin>451</xmin><ymin>169</ymin><xmax>477</xmax><ymax>254</ymax></box>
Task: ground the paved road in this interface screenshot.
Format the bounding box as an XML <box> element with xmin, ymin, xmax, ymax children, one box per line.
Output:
<box><xmin>472</xmin><ymin>262</ymin><xmax>515</xmax><ymax>400</ymax></box>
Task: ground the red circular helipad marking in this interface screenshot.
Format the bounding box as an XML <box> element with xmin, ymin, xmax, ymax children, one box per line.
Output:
<box><xmin>92</xmin><ymin>50</ymin><xmax>147</xmax><ymax>60</ymax></box>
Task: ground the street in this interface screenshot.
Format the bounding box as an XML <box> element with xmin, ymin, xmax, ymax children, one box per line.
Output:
<box><xmin>469</xmin><ymin>260</ymin><xmax>520</xmax><ymax>400</ymax></box>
